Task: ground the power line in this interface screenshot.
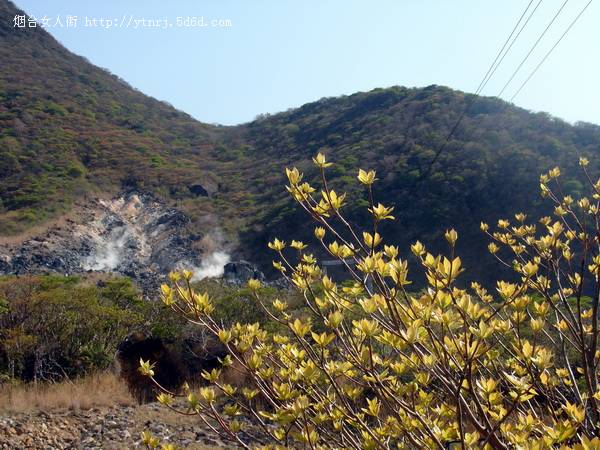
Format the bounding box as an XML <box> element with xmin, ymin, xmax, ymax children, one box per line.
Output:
<box><xmin>477</xmin><ymin>0</ymin><xmax>544</xmax><ymax>96</ymax></box>
<box><xmin>474</xmin><ymin>0</ymin><xmax>537</xmax><ymax>96</ymax></box>
<box><xmin>510</xmin><ymin>0</ymin><xmax>594</xmax><ymax>102</ymax></box>
<box><xmin>412</xmin><ymin>0</ymin><xmax>588</xmax><ymax>191</ymax></box>
<box><xmin>413</xmin><ymin>0</ymin><xmax>539</xmax><ymax>186</ymax></box>
<box><xmin>497</xmin><ymin>0</ymin><xmax>570</xmax><ymax>97</ymax></box>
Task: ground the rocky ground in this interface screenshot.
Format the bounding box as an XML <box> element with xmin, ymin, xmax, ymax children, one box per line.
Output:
<box><xmin>0</xmin><ymin>401</ymin><xmax>266</xmax><ymax>449</ymax></box>
<box><xmin>0</xmin><ymin>191</ymin><xmax>267</xmax><ymax>296</ymax></box>
<box><xmin>0</xmin><ymin>192</ymin><xmax>207</xmax><ymax>296</ymax></box>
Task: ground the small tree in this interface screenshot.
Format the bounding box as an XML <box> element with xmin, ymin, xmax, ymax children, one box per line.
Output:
<box><xmin>143</xmin><ymin>155</ymin><xmax>600</xmax><ymax>449</ymax></box>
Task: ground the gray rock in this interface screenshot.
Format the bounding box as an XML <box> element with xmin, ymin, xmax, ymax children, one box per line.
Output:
<box><xmin>188</xmin><ymin>184</ymin><xmax>209</xmax><ymax>197</ymax></box>
<box><xmin>223</xmin><ymin>260</ymin><xmax>265</xmax><ymax>284</ymax></box>
<box><xmin>0</xmin><ymin>192</ymin><xmax>213</xmax><ymax>296</ymax></box>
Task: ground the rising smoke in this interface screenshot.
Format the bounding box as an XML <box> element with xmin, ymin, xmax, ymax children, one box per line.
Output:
<box><xmin>83</xmin><ymin>226</ymin><xmax>131</xmax><ymax>271</ymax></box>
<box><xmin>80</xmin><ymin>195</ymin><xmax>232</xmax><ymax>280</ymax></box>
<box><xmin>191</xmin><ymin>251</ymin><xmax>231</xmax><ymax>280</ymax></box>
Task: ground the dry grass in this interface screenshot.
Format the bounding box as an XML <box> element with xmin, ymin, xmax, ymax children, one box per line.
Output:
<box><xmin>0</xmin><ymin>372</ymin><xmax>134</xmax><ymax>413</ymax></box>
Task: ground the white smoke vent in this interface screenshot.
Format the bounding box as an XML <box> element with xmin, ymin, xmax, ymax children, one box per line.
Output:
<box><xmin>83</xmin><ymin>226</ymin><xmax>131</xmax><ymax>271</ymax></box>
<box><xmin>1</xmin><ymin>191</ymin><xmax>236</xmax><ymax>293</ymax></box>
<box><xmin>192</xmin><ymin>251</ymin><xmax>231</xmax><ymax>280</ymax></box>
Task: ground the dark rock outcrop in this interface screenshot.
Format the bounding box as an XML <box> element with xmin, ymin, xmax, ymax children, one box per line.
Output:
<box><xmin>189</xmin><ymin>184</ymin><xmax>209</xmax><ymax>197</ymax></box>
<box><xmin>223</xmin><ymin>260</ymin><xmax>265</xmax><ymax>284</ymax></box>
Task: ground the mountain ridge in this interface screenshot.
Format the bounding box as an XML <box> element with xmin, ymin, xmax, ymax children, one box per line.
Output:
<box><xmin>2</xmin><ymin>0</ymin><xmax>600</xmax><ymax>286</ymax></box>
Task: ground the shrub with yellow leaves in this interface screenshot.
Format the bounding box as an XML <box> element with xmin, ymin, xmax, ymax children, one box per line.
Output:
<box><xmin>141</xmin><ymin>157</ymin><xmax>600</xmax><ymax>449</ymax></box>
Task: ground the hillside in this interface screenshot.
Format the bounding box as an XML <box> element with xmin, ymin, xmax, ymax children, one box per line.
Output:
<box><xmin>2</xmin><ymin>0</ymin><xmax>600</xmax><ymax>286</ymax></box>
<box><xmin>0</xmin><ymin>0</ymin><xmax>241</xmax><ymax>238</ymax></box>
<box><xmin>235</xmin><ymin>87</ymin><xmax>600</xmax><ymax>282</ymax></box>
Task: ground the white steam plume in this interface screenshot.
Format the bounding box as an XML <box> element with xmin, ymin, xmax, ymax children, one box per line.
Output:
<box><xmin>192</xmin><ymin>251</ymin><xmax>231</xmax><ymax>280</ymax></box>
<box><xmin>83</xmin><ymin>226</ymin><xmax>130</xmax><ymax>271</ymax></box>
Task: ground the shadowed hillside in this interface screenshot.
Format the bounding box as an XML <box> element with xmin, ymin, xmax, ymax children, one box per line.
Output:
<box><xmin>235</xmin><ymin>86</ymin><xmax>600</xmax><ymax>282</ymax></box>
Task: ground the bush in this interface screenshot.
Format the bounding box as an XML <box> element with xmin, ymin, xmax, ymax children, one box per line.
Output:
<box><xmin>144</xmin><ymin>155</ymin><xmax>600</xmax><ymax>449</ymax></box>
<box><xmin>0</xmin><ymin>276</ymin><xmax>186</xmax><ymax>382</ymax></box>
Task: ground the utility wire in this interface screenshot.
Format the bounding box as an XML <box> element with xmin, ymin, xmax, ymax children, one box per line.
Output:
<box><xmin>478</xmin><ymin>0</ymin><xmax>544</xmax><ymax>96</ymax></box>
<box><xmin>474</xmin><ymin>0</ymin><xmax>536</xmax><ymax>96</ymax></box>
<box><xmin>412</xmin><ymin>0</ymin><xmax>538</xmax><ymax>187</ymax></box>
<box><xmin>497</xmin><ymin>0</ymin><xmax>570</xmax><ymax>97</ymax></box>
<box><xmin>510</xmin><ymin>0</ymin><xmax>594</xmax><ymax>101</ymax></box>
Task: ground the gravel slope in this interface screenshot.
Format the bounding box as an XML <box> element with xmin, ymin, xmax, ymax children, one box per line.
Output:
<box><xmin>0</xmin><ymin>402</ymin><xmax>240</xmax><ymax>449</ymax></box>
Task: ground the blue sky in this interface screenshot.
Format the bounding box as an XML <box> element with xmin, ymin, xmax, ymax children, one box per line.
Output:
<box><xmin>13</xmin><ymin>0</ymin><xmax>600</xmax><ymax>125</ymax></box>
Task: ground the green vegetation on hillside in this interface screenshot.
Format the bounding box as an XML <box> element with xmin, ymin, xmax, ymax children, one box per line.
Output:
<box><xmin>0</xmin><ymin>274</ymin><xmax>301</xmax><ymax>383</ymax></box>
<box><xmin>0</xmin><ymin>0</ymin><xmax>239</xmax><ymax>235</ymax></box>
<box><xmin>0</xmin><ymin>275</ymin><xmax>160</xmax><ymax>381</ymax></box>
<box><xmin>236</xmin><ymin>86</ymin><xmax>600</xmax><ymax>283</ymax></box>
<box><xmin>1</xmin><ymin>0</ymin><xmax>600</xmax><ymax>285</ymax></box>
